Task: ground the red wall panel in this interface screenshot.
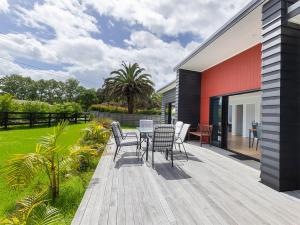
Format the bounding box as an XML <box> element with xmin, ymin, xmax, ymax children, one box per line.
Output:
<box><xmin>200</xmin><ymin>44</ymin><xmax>262</xmax><ymax>124</ymax></box>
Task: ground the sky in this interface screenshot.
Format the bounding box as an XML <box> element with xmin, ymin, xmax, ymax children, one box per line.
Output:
<box><xmin>0</xmin><ymin>0</ymin><xmax>251</xmax><ymax>89</ymax></box>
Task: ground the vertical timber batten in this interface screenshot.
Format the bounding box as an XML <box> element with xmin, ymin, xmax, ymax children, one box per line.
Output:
<box><xmin>261</xmin><ymin>0</ymin><xmax>300</xmax><ymax>191</ymax></box>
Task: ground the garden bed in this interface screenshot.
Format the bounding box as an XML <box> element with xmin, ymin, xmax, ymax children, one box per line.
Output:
<box><xmin>0</xmin><ymin>120</ymin><xmax>111</xmax><ymax>224</ymax></box>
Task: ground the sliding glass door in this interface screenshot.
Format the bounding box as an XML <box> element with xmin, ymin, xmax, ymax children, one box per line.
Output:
<box><xmin>210</xmin><ymin>96</ymin><xmax>228</xmax><ymax>148</ymax></box>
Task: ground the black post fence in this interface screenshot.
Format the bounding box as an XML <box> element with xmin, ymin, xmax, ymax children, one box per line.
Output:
<box><xmin>0</xmin><ymin>112</ymin><xmax>90</xmax><ymax>129</ymax></box>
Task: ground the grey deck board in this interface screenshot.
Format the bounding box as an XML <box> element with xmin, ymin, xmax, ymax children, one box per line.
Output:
<box><xmin>72</xmin><ymin>138</ymin><xmax>300</xmax><ymax>225</ymax></box>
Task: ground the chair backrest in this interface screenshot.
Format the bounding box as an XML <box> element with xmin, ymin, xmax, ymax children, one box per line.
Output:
<box><xmin>152</xmin><ymin>124</ymin><xmax>175</xmax><ymax>152</ymax></box>
<box><xmin>252</xmin><ymin>121</ymin><xmax>258</xmax><ymax>129</ymax></box>
<box><xmin>116</xmin><ymin>121</ymin><xmax>124</xmax><ymax>139</ymax></box>
<box><xmin>252</xmin><ymin>122</ymin><xmax>259</xmax><ymax>138</ymax></box>
<box><xmin>174</xmin><ymin>121</ymin><xmax>184</xmax><ymax>137</ymax></box>
<box><xmin>256</xmin><ymin>124</ymin><xmax>262</xmax><ymax>139</ymax></box>
<box><xmin>199</xmin><ymin>124</ymin><xmax>212</xmax><ymax>136</ymax></box>
<box><xmin>140</xmin><ymin>120</ymin><xmax>153</xmax><ymax>128</ymax></box>
<box><xmin>178</xmin><ymin>123</ymin><xmax>191</xmax><ymax>141</ymax></box>
<box><xmin>111</xmin><ymin>122</ymin><xmax>122</xmax><ymax>146</ymax></box>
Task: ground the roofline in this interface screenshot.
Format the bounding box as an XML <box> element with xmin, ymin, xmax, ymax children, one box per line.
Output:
<box><xmin>174</xmin><ymin>0</ymin><xmax>266</xmax><ymax>71</ymax></box>
<box><xmin>157</xmin><ymin>80</ymin><xmax>176</xmax><ymax>94</ymax></box>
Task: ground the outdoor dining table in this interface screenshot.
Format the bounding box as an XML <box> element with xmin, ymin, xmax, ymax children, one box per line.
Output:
<box><xmin>137</xmin><ymin>126</ymin><xmax>153</xmax><ymax>161</ymax></box>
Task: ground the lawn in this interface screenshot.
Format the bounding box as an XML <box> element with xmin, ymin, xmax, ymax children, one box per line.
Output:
<box><xmin>0</xmin><ymin>123</ymin><xmax>96</xmax><ymax>224</ymax></box>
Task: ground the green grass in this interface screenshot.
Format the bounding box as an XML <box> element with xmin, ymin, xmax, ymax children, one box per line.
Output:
<box><xmin>0</xmin><ymin>123</ymin><xmax>95</xmax><ymax>224</ymax></box>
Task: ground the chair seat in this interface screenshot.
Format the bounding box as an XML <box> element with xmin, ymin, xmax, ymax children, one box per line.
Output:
<box><xmin>120</xmin><ymin>139</ymin><xmax>140</xmax><ymax>147</ymax></box>
<box><xmin>175</xmin><ymin>138</ymin><xmax>182</xmax><ymax>144</ymax></box>
<box><xmin>189</xmin><ymin>131</ymin><xmax>210</xmax><ymax>137</ymax></box>
<box><xmin>124</xmin><ymin>131</ymin><xmax>137</xmax><ymax>136</ymax></box>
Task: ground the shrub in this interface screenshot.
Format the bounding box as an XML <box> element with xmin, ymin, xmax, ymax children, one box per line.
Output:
<box><xmin>89</xmin><ymin>104</ymin><xmax>161</xmax><ymax>115</ymax></box>
<box><xmin>89</xmin><ymin>104</ymin><xmax>127</xmax><ymax>113</ymax></box>
<box><xmin>79</xmin><ymin>120</ymin><xmax>110</xmax><ymax>147</ymax></box>
<box><xmin>18</xmin><ymin>100</ymin><xmax>52</xmax><ymax>113</ymax></box>
<box><xmin>53</xmin><ymin>102</ymin><xmax>83</xmax><ymax>114</ymax></box>
<box><xmin>0</xmin><ymin>94</ymin><xmax>14</xmax><ymax>112</ymax></box>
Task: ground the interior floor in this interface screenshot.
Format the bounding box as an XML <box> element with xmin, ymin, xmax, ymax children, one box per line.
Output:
<box><xmin>227</xmin><ymin>133</ymin><xmax>261</xmax><ymax>160</ymax></box>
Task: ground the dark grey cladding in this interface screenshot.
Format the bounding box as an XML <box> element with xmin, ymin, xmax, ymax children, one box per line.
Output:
<box><xmin>176</xmin><ymin>69</ymin><xmax>201</xmax><ymax>128</ymax></box>
<box><xmin>261</xmin><ymin>0</ymin><xmax>300</xmax><ymax>191</ymax></box>
<box><xmin>161</xmin><ymin>88</ymin><xmax>176</xmax><ymax>123</ymax></box>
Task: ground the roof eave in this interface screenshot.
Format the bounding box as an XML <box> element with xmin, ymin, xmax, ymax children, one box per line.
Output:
<box><xmin>173</xmin><ymin>0</ymin><xmax>266</xmax><ymax>71</ymax></box>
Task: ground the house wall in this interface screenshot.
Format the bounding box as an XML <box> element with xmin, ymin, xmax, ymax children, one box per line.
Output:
<box><xmin>200</xmin><ymin>44</ymin><xmax>262</xmax><ymax>125</ymax></box>
<box><xmin>177</xmin><ymin>69</ymin><xmax>201</xmax><ymax>128</ymax></box>
<box><xmin>161</xmin><ymin>88</ymin><xmax>176</xmax><ymax>123</ymax></box>
<box><xmin>260</xmin><ymin>0</ymin><xmax>300</xmax><ymax>191</ymax></box>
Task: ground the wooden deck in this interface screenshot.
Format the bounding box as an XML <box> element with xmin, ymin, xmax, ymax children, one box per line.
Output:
<box><xmin>72</xmin><ymin>139</ymin><xmax>300</xmax><ymax>225</ymax></box>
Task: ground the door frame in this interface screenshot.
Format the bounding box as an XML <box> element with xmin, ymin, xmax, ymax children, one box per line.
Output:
<box><xmin>209</xmin><ymin>96</ymin><xmax>228</xmax><ymax>149</ymax></box>
<box><xmin>208</xmin><ymin>89</ymin><xmax>261</xmax><ymax>149</ymax></box>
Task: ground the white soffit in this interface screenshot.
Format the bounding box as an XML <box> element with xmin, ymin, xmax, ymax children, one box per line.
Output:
<box><xmin>288</xmin><ymin>1</ymin><xmax>300</xmax><ymax>24</ymax></box>
<box><xmin>157</xmin><ymin>80</ymin><xmax>176</xmax><ymax>94</ymax></box>
<box><xmin>175</xmin><ymin>1</ymin><xmax>265</xmax><ymax>72</ymax></box>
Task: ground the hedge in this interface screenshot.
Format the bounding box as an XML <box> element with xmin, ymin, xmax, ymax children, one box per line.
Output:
<box><xmin>0</xmin><ymin>94</ymin><xmax>83</xmax><ymax>113</ymax></box>
<box><xmin>89</xmin><ymin>104</ymin><xmax>161</xmax><ymax>115</ymax></box>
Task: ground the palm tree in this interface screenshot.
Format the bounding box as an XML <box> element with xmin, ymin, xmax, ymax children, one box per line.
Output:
<box><xmin>0</xmin><ymin>191</ymin><xmax>63</xmax><ymax>225</ymax></box>
<box><xmin>2</xmin><ymin>121</ymin><xmax>69</xmax><ymax>202</ymax></box>
<box><xmin>103</xmin><ymin>62</ymin><xmax>154</xmax><ymax>114</ymax></box>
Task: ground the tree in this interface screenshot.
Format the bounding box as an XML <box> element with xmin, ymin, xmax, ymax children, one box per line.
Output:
<box><xmin>64</xmin><ymin>78</ymin><xmax>80</xmax><ymax>102</ymax></box>
<box><xmin>78</xmin><ymin>88</ymin><xmax>97</xmax><ymax>111</ymax></box>
<box><xmin>96</xmin><ymin>88</ymin><xmax>106</xmax><ymax>104</ymax></box>
<box><xmin>103</xmin><ymin>62</ymin><xmax>154</xmax><ymax>113</ymax></box>
<box><xmin>0</xmin><ymin>191</ymin><xmax>63</xmax><ymax>225</ymax></box>
<box><xmin>0</xmin><ymin>75</ymin><xmax>37</xmax><ymax>100</ymax></box>
<box><xmin>2</xmin><ymin>121</ymin><xmax>69</xmax><ymax>202</ymax></box>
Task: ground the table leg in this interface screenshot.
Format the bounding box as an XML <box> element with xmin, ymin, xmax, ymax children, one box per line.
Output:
<box><xmin>249</xmin><ymin>129</ymin><xmax>251</xmax><ymax>148</ymax></box>
<box><xmin>146</xmin><ymin>137</ymin><xmax>149</xmax><ymax>161</ymax></box>
<box><xmin>139</xmin><ymin>133</ymin><xmax>142</xmax><ymax>149</ymax></box>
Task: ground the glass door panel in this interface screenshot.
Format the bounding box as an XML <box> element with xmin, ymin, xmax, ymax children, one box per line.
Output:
<box><xmin>210</xmin><ymin>97</ymin><xmax>222</xmax><ymax>147</ymax></box>
<box><xmin>210</xmin><ymin>96</ymin><xmax>228</xmax><ymax>148</ymax></box>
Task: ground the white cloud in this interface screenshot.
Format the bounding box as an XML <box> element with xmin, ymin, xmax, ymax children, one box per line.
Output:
<box><xmin>0</xmin><ymin>54</ymin><xmax>72</xmax><ymax>82</ymax></box>
<box><xmin>0</xmin><ymin>31</ymin><xmax>194</xmax><ymax>88</ymax></box>
<box><xmin>84</xmin><ymin>0</ymin><xmax>251</xmax><ymax>38</ymax></box>
<box><xmin>1</xmin><ymin>0</ymin><xmax>251</xmax><ymax>89</ymax></box>
<box><xmin>0</xmin><ymin>33</ymin><xmax>58</xmax><ymax>63</ymax></box>
<box><xmin>15</xmin><ymin>0</ymin><xmax>99</xmax><ymax>38</ymax></box>
<box><xmin>0</xmin><ymin>0</ymin><xmax>9</xmax><ymax>13</ymax></box>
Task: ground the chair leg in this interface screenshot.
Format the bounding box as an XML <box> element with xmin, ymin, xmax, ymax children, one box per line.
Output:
<box><xmin>171</xmin><ymin>149</ymin><xmax>174</xmax><ymax>167</ymax></box>
<box><xmin>152</xmin><ymin>149</ymin><xmax>154</xmax><ymax>168</ymax></box>
<box><xmin>113</xmin><ymin>146</ymin><xmax>119</xmax><ymax>161</ymax></box>
<box><xmin>182</xmin><ymin>143</ymin><xmax>188</xmax><ymax>161</ymax></box>
<box><xmin>200</xmin><ymin>136</ymin><xmax>202</xmax><ymax>147</ymax></box>
<box><xmin>256</xmin><ymin>139</ymin><xmax>259</xmax><ymax>151</ymax></box>
<box><xmin>178</xmin><ymin>143</ymin><xmax>181</xmax><ymax>152</ymax></box>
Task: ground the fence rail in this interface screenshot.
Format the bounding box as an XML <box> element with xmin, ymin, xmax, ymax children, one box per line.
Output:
<box><xmin>0</xmin><ymin>112</ymin><xmax>90</xmax><ymax>129</ymax></box>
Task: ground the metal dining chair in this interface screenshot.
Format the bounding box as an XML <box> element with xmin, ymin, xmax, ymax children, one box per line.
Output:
<box><xmin>175</xmin><ymin>123</ymin><xmax>191</xmax><ymax>160</ymax></box>
<box><xmin>252</xmin><ymin>124</ymin><xmax>261</xmax><ymax>150</ymax></box>
<box><xmin>174</xmin><ymin>121</ymin><xmax>184</xmax><ymax>139</ymax></box>
<box><xmin>147</xmin><ymin>124</ymin><xmax>175</xmax><ymax>167</ymax></box>
<box><xmin>116</xmin><ymin>121</ymin><xmax>138</xmax><ymax>140</ymax></box>
<box><xmin>111</xmin><ymin>122</ymin><xmax>140</xmax><ymax>161</ymax></box>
